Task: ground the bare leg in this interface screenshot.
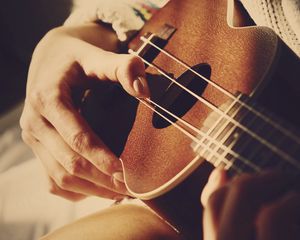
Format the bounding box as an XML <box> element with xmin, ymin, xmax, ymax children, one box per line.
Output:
<box><xmin>41</xmin><ymin>204</ymin><xmax>181</xmax><ymax>240</ymax></box>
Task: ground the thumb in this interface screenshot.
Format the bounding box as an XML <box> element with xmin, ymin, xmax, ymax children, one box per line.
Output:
<box><xmin>201</xmin><ymin>168</ymin><xmax>228</xmax><ymax>207</ymax></box>
<box><xmin>76</xmin><ymin>42</ymin><xmax>150</xmax><ymax>98</ymax></box>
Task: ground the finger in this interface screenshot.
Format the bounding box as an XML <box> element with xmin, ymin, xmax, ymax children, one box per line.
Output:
<box><xmin>48</xmin><ymin>177</ymin><xmax>87</xmax><ymax>202</ymax></box>
<box><xmin>203</xmin><ymin>186</ymin><xmax>229</xmax><ymax>240</ymax></box>
<box><xmin>21</xmin><ymin>130</ymin><xmax>86</xmax><ymax>201</ymax></box>
<box><xmin>202</xmin><ymin>169</ymin><xmax>229</xmax><ymax>240</ymax></box>
<box><xmin>26</xmin><ymin>132</ymin><xmax>127</xmax><ymax>200</ymax></box>
<box><xmin>40</xmin><ymin>123</ymin><xmax>128</xmax><ymax>194</ymax></box>
<box><xmin>22</xmin><ymin>104</ymin><xmax>128</xmax><ymax>195</ymax></box>
<box><xmin>48</xmin><ymin>161</ymin><xmax>126</xmax><ymax>200</ymax></box>
<box><xmin>218</xmin><ymin>171</ymin><xmax>297</xmax><ymax>240</ymax></box>
<box><xmin>26</xmin><ymin>48</ymin><xmax>148</xmax><ymax>178</ymax></box>
<box><xmin>201</xmin><ymin>168</ymin><xmax>228</xmax><ymax>207</ymax></box>
<box><xmin>76</xmin><ymin>41</ymin><xmax>150</xmax><ymax>98</ymax></box>
<box><xmin>27</xmin><ymin>84</ymin><xmax>124</xmax><ymax>179</ymax></box>
<box><xmin>256</xmin><ymin>192</ymin><xmax>300</xmax><ymax>240</ymax></box>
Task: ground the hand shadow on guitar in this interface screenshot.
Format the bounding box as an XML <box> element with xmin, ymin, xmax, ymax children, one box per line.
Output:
<box><xmin>80</xmin><ymin>73</ymin><xmax>170</xmax><ymax>157</ymax></box>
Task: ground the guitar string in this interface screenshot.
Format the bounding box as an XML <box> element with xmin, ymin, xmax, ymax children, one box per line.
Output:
<box><xmin>140</xmin><ymin>36</ymin><xmax>300</xmax><ymax>145</ymax></box>
<box><xmin>210</xmin><ymin>103</ymin><xmax>262</xmax><ymax>168</ymax></box>
<box><xmin>145</xmin><ymin>97</ymin><xmax>260</xmax><ymax>171</ymax></box>
<box><xmin>193</xmin><ymin>94</ymin><xmax>242</xmax><ymax>161</ymax></box>
<box><xmin>191</xmin><ymin>95</ymin><xmax>256</xmax><ymax>169</ymax></box>
<box><xmin>128</xmin><ymin>49</ymin><xmax>300</xmax><ymax>170</ymax></box>
<box><xmin>140</xmin><ymin>37</ymin><xmax>290</xmax><ymax>169</ymax></box>
<box><xmin>137</xmin><ymin>97</ymin><xmax>245</xmax><ymax>174</ymax></box>
<box><xmin>194</xmin><ymin>94</ymin><xmax>269</xmax><ymax>169</ymax></box>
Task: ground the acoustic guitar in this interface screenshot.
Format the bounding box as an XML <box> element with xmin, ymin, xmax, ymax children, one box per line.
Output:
<box><xmin>82</xmin><ymin>0</ymin><xmax>300</xmax><ymax>239</ymax></box>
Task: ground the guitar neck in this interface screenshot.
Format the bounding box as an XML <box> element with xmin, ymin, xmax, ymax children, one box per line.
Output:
<box><xmin>194</xmin><ymin>93</ymin><xmax>300</xmax><ymax>176</ymax></box>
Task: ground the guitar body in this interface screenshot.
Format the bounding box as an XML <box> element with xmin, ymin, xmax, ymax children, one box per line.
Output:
<box><xmin>82</xmin><ymin>0</ymin><xmax>300</xmax><ymax>239</ymax></box>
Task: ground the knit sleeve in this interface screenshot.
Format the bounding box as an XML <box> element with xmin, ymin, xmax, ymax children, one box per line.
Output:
<box><xmin>240</xmin><ymin>0</ymin><xmax>300</xmax><ymax>57</ymax></box>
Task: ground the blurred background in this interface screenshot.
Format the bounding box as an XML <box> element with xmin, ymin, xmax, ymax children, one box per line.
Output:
<box><xmin>0</xmin><ymin>0</ymin><xmax>71</xmax><ymax>114</ymax></box>
<box><xmin>0</xmin><ymin>1</ymin><xmax>114</xmax><ymax>239</ymax></box>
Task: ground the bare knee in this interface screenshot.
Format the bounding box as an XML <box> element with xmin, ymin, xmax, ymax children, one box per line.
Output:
<box><xmin>41</xmin><ymin>204</ymin><xmax>181</xmax><ymax>240</ymax></box>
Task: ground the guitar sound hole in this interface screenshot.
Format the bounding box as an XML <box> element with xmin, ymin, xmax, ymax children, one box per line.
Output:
<box><xmin>152</xmin><ymin>64</ymin><xmax>211</xmax><ymax>129</ymax></box>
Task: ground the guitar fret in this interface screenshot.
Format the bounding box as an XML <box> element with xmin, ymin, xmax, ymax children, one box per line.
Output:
<box><xmin>237</xmin><ymin>112</ymin><xmax>275</xmax><ymax>169</ymax></box>
<box><xmin>210</xmin><ymin>118</ymin><xmax>232</xmax><ymax>140</ymax></box>
<box><xmin>213</xmin><ymin>98</ymin><xmax>254</xmax><ymax>168</ymax></box>
<box><xmin>223</xmin><ymin>127</ymin><xmax>242</xmax><ymax>147</ymax></box>
<box><xmin>277</xmin><ymin>133</ymin><xmax>300</xmax><ymax>161</ymax></box>
<box><xmin>193</xmin><ymin>92</ymin><xmax>300</xmax><ymax>176</ymax></box>
<box><xmin>252</xmin><ymin>109</ymin><xmax>299</xmax><ymax>170</ymax></box>
<box><xmin>225</xmin><ymin>154</ymin><xmax>243</xmax><ymax>177</ymax></box>
<box><xmin>195</xmin><ymin>96</ymin><xmax>242</xmax><ymax>163</ymax></box>
<box><xmin>205</xmin><ymin>93</ymin><xmax>300</xmax><ymax>176</ymax></box>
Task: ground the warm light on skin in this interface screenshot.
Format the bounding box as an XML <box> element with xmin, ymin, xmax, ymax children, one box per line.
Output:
<box><xmin>40</xmin><ymin>204</ymin><xmax>180</xmax><ymax>240</ymax></box>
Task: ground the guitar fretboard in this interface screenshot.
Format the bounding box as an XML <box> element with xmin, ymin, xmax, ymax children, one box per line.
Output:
<box><xmin>193</xmin><ymin>94</ymin><xmax>300</xmax><ymax>176</ymax></box>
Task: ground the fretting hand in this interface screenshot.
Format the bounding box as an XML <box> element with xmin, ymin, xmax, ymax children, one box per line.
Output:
<box><xmin>20</xmin><ymin>23</ymin><xmax>149</xmax><ymax>201</ymax></box>
<box><xmin>201</xmin><ymin>168</ymin><xmax>300</xmax><ymax>240</ymax></box>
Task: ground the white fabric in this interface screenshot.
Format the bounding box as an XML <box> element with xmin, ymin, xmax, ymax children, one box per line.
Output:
<box><xmin>65</xmin><ymin>0</ymin><xmax>145</xmax><ymax>41</ymax></box>
<box><xmin>241</xmin><ymin>0</ymin><xmax>300</xmax><ymax>56</ymax></box>
<box><xmin>283</xmin><ymin>0</ymin><xmax>300</xmax><ymax>41</ymax></box>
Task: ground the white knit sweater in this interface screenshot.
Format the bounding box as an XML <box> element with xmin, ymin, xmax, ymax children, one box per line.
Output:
<box><xmin>241</xmin><ymin>0</ymin><xmax>300</xmax><ymax>57</ymax></box>
<box><xmin>65</xmin><ymin>0</ymin><xmax>300</xmax><ymax>57</ymax></box>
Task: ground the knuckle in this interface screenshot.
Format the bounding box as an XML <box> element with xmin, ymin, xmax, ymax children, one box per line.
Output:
<box><xmin>125</xmin><ymin>55</ymin><xmax>140</xmax><ymax>67</ymax></box>
<box><xmin>96</xmin><ymin>153</ymin><xmax>117</xmax><ymax>174</ymax></box>
<box><xmin>66</xmin><ymin>156</ymin><xmax>90</xmax><ymax>175</ymax></box>
<box><xmin>21</xmin><ymin>131</ymin><xmax>36</xmax><ymax>145</ymax></box>
<box><xmin>19</xmin><ymin>112</ymin><xmax>27</xmax><ymax>130</ymax></box>
<box><xmin>19</xmin><ymin>109</ymin><xmax>48</xmax><ymax>136</ymax></box>
<box><xmin>102</xmin><ymin>158</ymin><xmax>115</xmax><ymax>173</ymax></box>
<box><xmin>28</xmin><ymin>89</ymin><xmax>46</xmax><ymax>110</ymax></box>
<box><xmin>29</xmin><ymin>88</ymin><xmax>62</xmax><ymax>113</ymax></box>
<box><xmin>69</xmin><ymin>131</ymin><xmax>93</xmax><ymax>153</ymax></box>
<box><xmin>19</xmin><ymin>115</ymin><xmax>32</xmax><ymax>132</ymax></box>
<box><xmin>116</xmin><ymin>55</ymin><xmax>141</xmax><ymax>80</ymax></box>
<box><xmin>20</xmin><ymin>98</ymin><xmax>50</xmax><ymax>134</ymax></box>
<box><xmin>56</xmin><ymin>173</ymin><xmax>74</xmax><ymax>190</ymax></box>
<box><xmin>123</xmin><ymin>55</ymin><xmax>142</xmax><ymax>76</ymax></box>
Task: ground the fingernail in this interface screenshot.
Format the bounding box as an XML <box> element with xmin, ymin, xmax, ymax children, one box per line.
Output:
<box><xmin>201</xmin><ymin>170</ymin><xmax>223</xmax><ymax>207</ymax></box>
<box><xmin>208</xmin><ymin>168</ymin><xmax>222</xmax><ymax>184</ymax></box>
<box><xmin>113</xmin><ymin>172</ymin><xmax>124</xmax><ymax>183</ymax></box>
<box><xmin>133</xmin><ymin>76</ymin><xmax>149</xmax><ymax>97</ymax></box>
<box><xmin>208</xmin><ymin>169</ymin><xmax>228</xmax><ymax>190</ymax></box>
